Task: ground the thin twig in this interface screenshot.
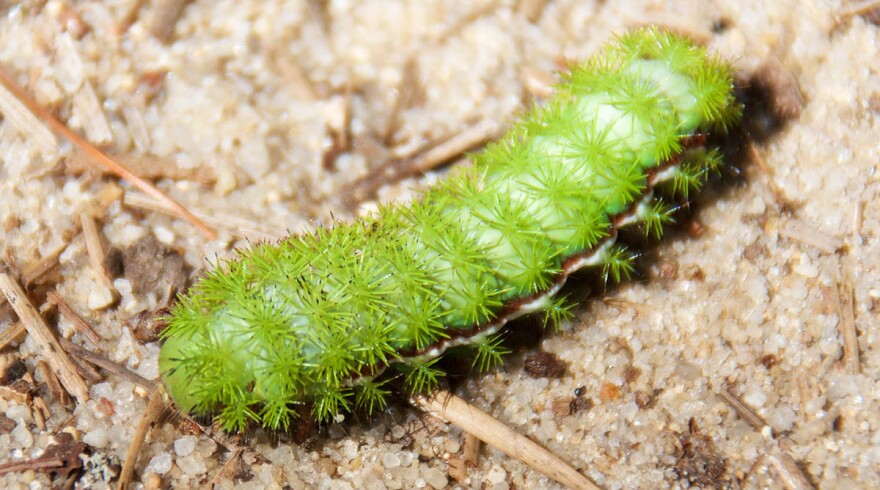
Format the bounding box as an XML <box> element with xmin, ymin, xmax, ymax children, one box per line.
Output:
<box><xmin>117</xmin><ymin>386</ymin><xmax>166</xmax><ymax>490</ymax></box>
<box><xmin>0</xmin><ymin>323</ymin><xmax>26</xmax><ymax>350</ymax></box>
<box><xmin>113</xmin><ymin>0</ymin><xmax>148</xmax><ymax>35</ymax></box>
<box><xmin>123</xmin><ymin>191</ymin><xmax>280</xmax><ymax>241</ymax></box>
<box><xmin>211</xmin><ymin>447</ymin><xmax>243</xmax><ymax>486</ymax></box>
<box><xmin>63</xmin><ymin>349</ymin><xmax>104</xmax><ymax>385</ymax></box>
<box><xmin>748</xmin><ymin>142</ymin><xmax>787</xmax><ymax>203</ymax></box>
<box><xmin>0</xmin><ymin>385</ymin><xmax>29</xmax><ymax>404</ymax></box>
<box><xmin>412</xmin><ymin>390</ymin><xmax>602</xmax><ymax>490</ymax></box>
<box><xmin>833</xmin><ymin>273</ymin><xmax>861</xmax><ymax>374</ymax></box>
<box><xmin>71</xmin><ymin>81</ymin><xmax>114</xmax><ymax>144</ymax></box>
<box><xmin>449</xmin><ymin>431</ymin><xmax>482</xmax><ymax>481</ymax></box>
<box><xmin>517</xmin><ymin>0</ymin><xmax>549</xmax><ymax>22</ymax></box>
<box><xmin>393</xmin><ymin>118</ymin><xmax>506</xmax><ymax>177</ymax></box>
<box><xmin>462</xmin><ymin>431</ymin><xmax>481</xmax><ymax>468</ymax></box>
<box><xmin>839</xmin><ymin>0</ymin><xmax>880</xmax><ymax>17</ymax></box>
<box><xmin>0</xmin><ymin>67</ymin><xmax>216</xmax><ymax>240</ymax></box>
<box><xmin>718</xmin><ymin>388</ymin><xmax>814</xmax><ymax>490</ymax></box>
<box><xmin>852</xmin><ymin>197</ymin><xmax>864</xmax><ymax>241</ymax></box>
<box><xmin>21</xmin><ymin>242</ymin><xmax>68</xmax><ymax>287</ymax></box>
<box><xmin>47</xmin><ymin>291</ymin><xmax>101</xmax><ymax>345</ymax></box>
<box><xmin>349</xmin><ymin>118</ymin><xmax>506</xmax><ymax>205</ymax></box>
<box><xmin>0</xmin><ymin>76</ymin><xmax>57</xmax><ymax>155</ymax></box>
<box><xmin>0</xmin><ymin>242</ymin><xmax>69</xmax><ymax>313</ymax></box>
<box><xmin>766</xmin><ymin>452</ymin><xmax>817</xmax><ymax>490</ymax></box>
<box><xmin>717</xmin><ymin>388</ymin><xmax>768</xmax><ymax>432</ymax></box>
<box><xmin>382</xmin><ymin>57</ymin><xmax>421</xmax><ymax>144</ymax></box>
<box><xmin>79</xmin><ymin>212</ymin><xmax>119</xmax><ymax>303</ymax></box>
<box><xmin>779</xmin><ymin>219</ymin><xmax>844</xmax><ymax>254</ymax></box>
<box><xmin>0</xmin><ymin>272</ymin><xmax>89</xmax><ymax>404</ymax></box>
<box><xmin>32</xmin><ymin>397</ymin><xmax>51</xmax><ymax>430</ymax></box>
<box><xmin>0</xmin><ymin>458</ymin><xmax>65</xmax><ymax>475</ymax></box>
<box><xmin>143</xmin><ymin>0</ymin><xmax>194</xmax><ymax>42</ymax></box>
<box><xmin>58</xmin><ymin>338</ymin><xmax>156</xmax><ymax>392</ymax></box>
<box><xmin>37</xmin><ymin>359</ymin><xmax>70</xmax><ymax>405</ymax></box>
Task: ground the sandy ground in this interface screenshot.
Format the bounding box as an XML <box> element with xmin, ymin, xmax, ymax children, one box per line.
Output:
<box><xmin>0</xmin><ymin>0</ymin><xmax>878</xmax><ymax>489</ymax></box>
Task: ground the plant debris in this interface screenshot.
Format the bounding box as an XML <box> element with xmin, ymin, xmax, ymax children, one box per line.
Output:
<box><xmin>523</xmin><ymin>351</ymin><xmax>566</xmax><ymax>378</ymax></box>
<box><xmin>673</xmin><ymin>419</ymin><xmax>736</xmax><ymax>488</ymax></box>
<box><xmin>122</xmin><ymin>235</ymin><xmax>190</xmax><ymax>304</ymax></box>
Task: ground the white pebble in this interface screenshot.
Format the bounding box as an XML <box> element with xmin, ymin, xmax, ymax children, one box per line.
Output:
<box><xmin>137</xmin><ymin>357</ymin><xmax>160</xmax><ymax>380</ymax></box>
<box><xmin>793</xmin><ymin>259</ymin><xmax>819</xmax><ymax>278</ymax></box>
<box><xmin>12</xmin><ymin>423</ymin><xmax>33</xmax><ymax>447</ymax></box>
<box><xmin>153</xmin><ymin>225</ymin><xmax>175</xmax><ymax>244</ymax></box>
<box><xmin>90</xmin><ymin>382</ymin><xmax>114</xmax><ymax>400</ymax></box>
<box><xmin>382</xmin><ymin>452</ymin><xmax>401</xmax><ymax>468</ymax></box>
<box><xmin>487</xmin><ymin>465</ymin><xmax>507</xmax><ymax>484</ymax></box>
<box><xmin>83</xmin><ymin>428</ymin><xmax>108</xmax><ymax>448</ymax></box>
<box><xmin>6</xmin><ymin>405</ymin><xmax>32</xmax><ymax>422</ymax></box>
<box><xmin>422</xmin><ymin>467</ymin><xmax>448</xmax><ymax>489</ymax></box>
<box><xmin>341</xmin><ymin>439</ymin><xmax>358</xmax><ymax>460</ymax></box>
<box><xmin>398</xmin><ymin>451</ymin><xmax>414</xmax><ymax>467</ymax></box>
<box><xmin>178</xmin><ymin>454</ymin><xmax>207</xmax><ymax>476</ymax></box>
<box><xmin>119</xmin><ymin>224</ymin><xmax>146</xmax><ymax>244</ymax></box>
<box><xmin>174</xmin><ymin>435</ymin><xmax>197</xmax><ymax>457</ymax></box>
<box><xmin>444</xmin><ymin>439</ymin><xmax>460</xmax><ymax>454</ymax></box>
<box><xmin>390</xmin><ymin>426</ymin><xmax>407</xmax><ymax>440</ymax></box>
<box><xmin>747</xmin><ymin>195</ymin><xmax>767</xmax><ymax>214</ymax></box>
<box><xmin>198</xmin><ymin>437</ymin><xmax>218</xmax><ymax>457</ymax></box>
<box><xmin>743</xmin><ymin>386</ymin><xmax>768</xmax><ymax>408</ymax></box>
<box><xmin>87</xmin><ymin>286</ymin><xmax>115</xmax><ymax>310</ymax></box>
<box><xmin>745</xmin><ymin>277</ymin><xmax>769</xmax><ymax>304</ymax></box>
<box><xmin>62</xmin><ymin>179</ymin><xmax>83</xmax><ymax>199</ymax></box>
<box><xmin>20</xmin><ymin>219</ymin><xmax>39</xmax><ymax>234</ymax></box>
<box><xmin>146</xmin><ymin>452</ymin><xmax>173</xmax><ymax>475</ymax></box>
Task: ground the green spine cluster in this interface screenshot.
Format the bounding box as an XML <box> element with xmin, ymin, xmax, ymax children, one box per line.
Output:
<box><xmin>159</xmin><ymin>28</ymin><xmax>741</xmax><ymax>431</ymax></box>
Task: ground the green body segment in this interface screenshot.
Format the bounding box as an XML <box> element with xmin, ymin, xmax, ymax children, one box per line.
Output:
<box><xmin>159</xmin><ymin>28</ymin><xmax>740</xmax><ymax>431</ymax></box>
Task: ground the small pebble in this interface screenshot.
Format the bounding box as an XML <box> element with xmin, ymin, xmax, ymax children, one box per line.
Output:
<box><xmin>743</xmin><ymin>386</ymin><xmax>768</xmax><ymax>408</ymax></box>
<box><xmin>142</xmin><ymin>472</ymin><xmax>163</xmax><ymax>490</ymax></box>
<box><xmin>178</xmin><ymin>454</ymin><xmax>207</xmax><ymax>476</ymax></box>
<box><xmin>342</xmin><ymin>439</ymin><xmax>358</xmax><ymax>460</ymax></box>
<box><xmin>423</xmin><ymin>467</ymin><xmax>448</xmax><ymax>489</ymax></box>
<box><xmin>12</xmin><ymin>423</ymin><xmax>33</xmax><ymax>448</ymax></box>
<box><xmin>153</xmin><ymin>225</ymin><xmax>175</xmax><ymax>244</ymax></box>
<box><xmin>147</xmin><ymin>452</ymin><xmax>172</xmax><ymax>475</ymax></box>
<box><xmin>382</xmin><ymin>452</ymin><xmax>401</xmax><ymax>468</ymax></box>
<box><xmin>87</xmin><ymin>286</ymin><xmax>115</xmax><ymax>310</ymax></box>
<box><xmin>174</xmin><ymin>435</ymin><xmax>197</xmax><ymax>457</ymax></box>
<box><xmin>487</xmin><ymin>465</ymin><xmax>507</xmax><ymax>484</ymax></box>
<box><xmin>82</xmin><ymin>428</ymin><xmax>108</xmax><ymax>448</ymax></box>
<box><xmin>793</xmin><ymin>259</ymin><xmax>819</xmax><ymax>278</ymax></box>
<box><xmin>90</xmin><ymin>382</ymin><xmax>114</xmax><ymax>400</ymax></box>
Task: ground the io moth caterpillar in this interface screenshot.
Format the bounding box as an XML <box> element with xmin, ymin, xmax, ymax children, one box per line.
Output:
<box><xmin>158</xmin><ymin>27</ymin><xmax>741</xmax><ymax>432</ymax></box>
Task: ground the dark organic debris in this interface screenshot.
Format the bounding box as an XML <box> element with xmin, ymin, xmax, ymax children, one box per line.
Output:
<box><xmin>0</xmin><ymin>431</ymin><xmax>85</xmax><ymax>478</ymax></box>
<box><xmin>672</xmin><ymin>418</ymin><xmax>738</xmax><ymax>489</ymax></box>
<box><xmin>122</xmin><ymin>235</ymin><xmax>190</xmax><ymax>304</ymax></box>
<box><xmin>523</xmin><ymin>351</ymin><xmax>566</xmax><ymax>378</ymax></box>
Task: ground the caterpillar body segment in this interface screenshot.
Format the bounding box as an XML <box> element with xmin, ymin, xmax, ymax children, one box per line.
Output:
<box><xmin>159</xmin><ymin>27</ymin><xmax>741</xmax><ymax>431</ymax></box>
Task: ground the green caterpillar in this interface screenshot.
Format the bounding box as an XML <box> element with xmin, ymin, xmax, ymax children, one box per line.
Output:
<box><xmin>158</xmin><ymin>28</ymin><xmax>741</xmax><ymax>432</ymax></box>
